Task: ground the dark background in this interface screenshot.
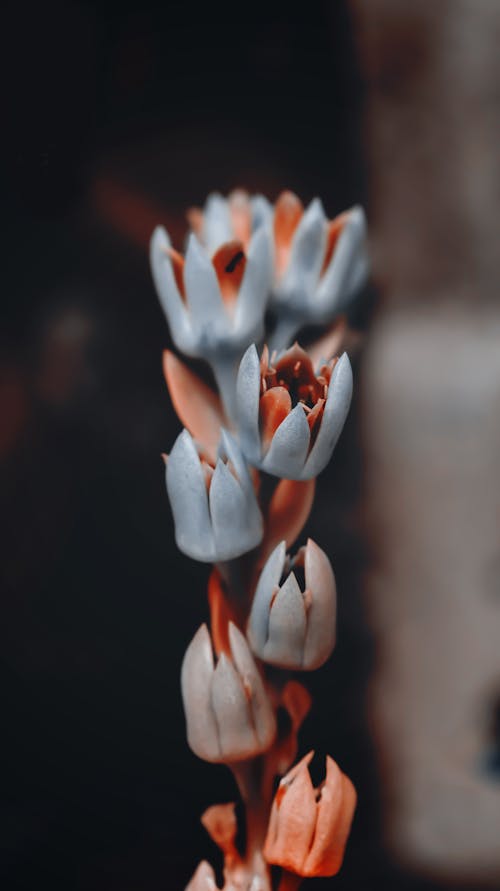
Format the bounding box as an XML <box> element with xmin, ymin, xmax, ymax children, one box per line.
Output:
<box><xmin>1</xmin><ymin>2</ymin><xmax>439</xmax><ymax>889</ymax></box>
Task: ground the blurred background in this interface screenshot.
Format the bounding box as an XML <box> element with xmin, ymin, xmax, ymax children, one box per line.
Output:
<box><xmin>2</xmin><ymin>1</ymin><xmax>499</xmax><ymax>889</ymax></box>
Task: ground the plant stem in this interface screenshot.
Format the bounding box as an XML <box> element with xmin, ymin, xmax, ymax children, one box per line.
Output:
<box><xmin>269</xmin><ymin>315</ymin><xmax>301</xmax><ymax>353</ymax></box>
<box><xmin>278</xmin><ymin>870</ymin><xmax>302</xmax><ymax>891</ymax></box>
<box><xmin>230</xmin><ymin>760</ymin><xmax>271</xmax><ymax>860</ymax></box>
<box><xmin>210</xmin><ymin>354</ymin><xmax>240</xmax><ymax>424</ymax></box>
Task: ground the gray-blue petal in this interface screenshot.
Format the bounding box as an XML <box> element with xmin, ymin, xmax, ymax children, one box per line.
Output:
<box><xmin>150</xmin><ymin>226</ymin><xmax>194</xmax><ymax>355</ymax></box>
<box><xmin>250</xmin><ymin>195</ymin><xmax>273</xmax><ymax>232</ymax></box>
<box><xmin>218</xmin><ymin>429</ymin><xmax>252</xmax><ymax>498</ymax></box>
<box><xmin>184</xmin><ymin>234</ymin><xmax>225</xmax><ymax>334</ymax></box>
<box><xmin>247</xmin><ymin>540</ymin><xmax>287</xmax><ymax>653</ymax></box>
<box><xmin>261</xmin><ymin>404</ymin><xmax>311</xmax><ymax>479</ymax></box>
<box><xmin>344</xmin><ymin>251</ymin><xmax>370</xmax><ymax>306</ymax></box>
<box><xmin>315</xmin><ymin>206</ymin><xmax>367</xmax><ymax>320</ymax></box>
<box><xmin>303</xmin><ymin>539</ymin><xmax>336</xmax><ymax>669</ymax></box>
<box><xmin>236</xmin><ymin>344</ymin><xmax>262</xmax><ymax>464</ymax></box>
<box><xmin>301</xmin><ymin>352</ymin><xmax>353</xmax><ymax>478</ymax></box>
<box><xmin>211</xmin><ymin>653</ymin><xmax>256</xmax><ymax>760</ymax></box>
<box><xmin>166</xmin><ymin>429</ymin><xmax>215</xmax><ymax>561</ymax></box>
<box><xmin>264</xmin><ymin>572</ymin><xmax>306</xmax><ymax>667</ymax></box>
<box><xmin>181</xmin><ymin>624</ymin><xmax>220</xmax><ymax>761</ymax></box>
<box><xmin>209</xmin><ymin>460</ymin><xmax>262</xmax><ymax>560</ymax></box>
<box><xmin>278</xmin><ymin>198</ymin><xmax>327</xmax><ymax>310</ymax></box>
<box><xmin>202</xmin><ymin>193</ymin><xmax>233</xmax><ymax>255</ymax></box>
<box><xmin>234</xmin><ymin>227</ymin><xmax>272</xmax><ymax>341</ymax></box>
<box><xmin>228</xmin><ymin>623</ymin><xmax>276</xmax><ymax>750</ymax></box>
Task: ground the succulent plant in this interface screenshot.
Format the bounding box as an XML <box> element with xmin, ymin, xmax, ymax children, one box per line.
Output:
<box><xmin>150</xmin><ymin>188</ymin><xmax>367</xmax><ymax>891</ymax></box>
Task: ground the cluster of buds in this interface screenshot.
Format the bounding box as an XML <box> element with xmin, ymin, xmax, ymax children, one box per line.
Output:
<box><xmin>151</xmin><ymin>189</ymin><xmax>367</xmax><ymax>890</ymax></box>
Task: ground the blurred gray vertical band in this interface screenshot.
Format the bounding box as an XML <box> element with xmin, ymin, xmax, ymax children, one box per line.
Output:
<box><xmin>351</xmin><ymin>0</ymin><xmax>500</xmax><ymax>882</ymax></box>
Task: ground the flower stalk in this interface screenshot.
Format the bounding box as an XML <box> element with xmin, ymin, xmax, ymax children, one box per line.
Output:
<box><xmin>150</xmin><ymin>189</ymin><xmax>368</xmax><ymax>889</ymax></box>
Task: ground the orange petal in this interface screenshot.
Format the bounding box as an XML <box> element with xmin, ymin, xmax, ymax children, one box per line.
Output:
<box><xmin>208</xmin><ymin>568</ymin><xmax>238</xmax><ymax>658</ymax></box>
<box><xmin>306</xmin><ymin>398</ymin><xmax>325</xmax><ymax>451</ymax></box>
<box><xmin>274</xmin><ymin>343</ymin><xmax>323</xmax><ymax>402</ymax></box>
<box><xmin>165</xmin><ymin>246</ymin><xmax>186</xmax><ymax>301</ymax></box>
<box><xmin>261</xmin><ymin>478</ymin><xmax>316</xmax><ymax>561</ymax></box>
<box><xmin>229</xmin><ymin>190</ymin><xmax>252</xmax><ymax>250</ymax></box>
<box><xmin>212</xmin><ymin>240</ymin><xmax>246</xmax><ymax>305</ymax></box>
<box><xmin>274</xmin><ymin>191</ymin><xmax>303</xmax><ymax>277</ymax></box>
<box><xmin>321</xmin><ymin>212</ymin><xmax>348</xmax><ymax>276</ymax></box>
<box><xmin>303</xmin><ymin>758</ymin><xmax>357</xmax><ymax>876</ymax></box>
<box><xmin>162</xmin><ymin>351</ymin><xmax>226</xmax><ymax>464</ymax></box>
<box><xmin>201</xmin><ymin>802</ymin><xmax>240</xmax><ymax>865</ymax></box>
<box><xmin>259</xmin><ymin>386</ymin><xmax>292</xmax><ymax>451</ymax></box>
<box><xmin>264</xmin><ymin>753</ymin><xmax>316</xmax><ymax>872</ymax></box>
<box><xmin>187</xmin><ymin>207</ymin><xmax>204</xmax><ymax>237</ymax></box>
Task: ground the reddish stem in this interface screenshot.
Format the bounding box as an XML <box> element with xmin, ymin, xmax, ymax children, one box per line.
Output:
<box><xmin>278</xmin><ymin>870</ymin><xmax>302</xmax><ymax>891</ymax></box>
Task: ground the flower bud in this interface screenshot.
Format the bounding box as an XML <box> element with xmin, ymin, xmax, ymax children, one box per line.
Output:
<box><xmin>270</xmin><ymin>192</ymin><xmax>368</xmax><ymax>349</ymax></box>
<box><xmin>248</xmin><ymin>539</ymin><xmax>336</xmax><ymax>670</ymax></box>
<box><xmin>166</xmin><ymin>428</ymin><xmax>263</xmax><ymax>562</ymax></box>
<box><xmin>236</xmin><ymin>342</ymin><xmax>352</xmax><ymax>480</ymax></box>
<box><xmin>264</xmin><ymin>752</ymin><xmax>356</xmax><ymax>877</ymax></box>
<box><xmin>150</xmin><ymin>225</ymin><xmax>272</xmax><ymax>361</ymax></box>
<box><xmin>181</xmin><ymin>622</ymin><xmax>276</xmax><ymax>763</ymax></box>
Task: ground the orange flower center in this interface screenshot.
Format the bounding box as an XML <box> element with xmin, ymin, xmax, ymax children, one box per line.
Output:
<box><xmin>258</xmin><ymin>344</ymin><xmax>337</xmax><ymax>453</ymax></box>
<box><xmin>212</xmin><ymin>241</ymin><xmax>247</xmax><ymax>306</ymax></box>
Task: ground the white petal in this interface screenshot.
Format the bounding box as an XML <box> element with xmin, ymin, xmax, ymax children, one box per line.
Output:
<box><xmin>344</xmin><ymin>251</ymin><xmax>370</xmax><ymax>302</ymax></box>
<box><xmin>234</xmin><ymin>226</ymin><xmax>272</xmax><ymax>340</ymax></box>
<box><xmin>211</xmin><ymin>653</ymin><xmax>257</xmax><ymax>760</ymax></box>
<box><xmin>228</xmin><ymin>623</ymin><xmax>276</xmax><ymax>750</ymax></box>
<box><xmin>203</xmin><ymin>193</ymin><xmax>233</xmax><ymax>255</ymax></box>
<box><xmin>181</xmin><ymin>625</ymin><xmax>220</xmax><ymax>762</ymax></box>
<box><xmin>235</xmin><ymin>344</ymin><xmax>262</xmax><ymax>463</ymax></box>
<box><xmin>166</xmin><ymin>429</ymin><xmax>215</xmax><ymax>561</ymax></box>
<box><xmin>301</xmin><ymin>351</ymin><xmax>352</xmax><ymax>478</ymax></box>
<box><xmin>218</xmin><ymin>429</ymin><xmax>253</xmax><ymax>497</ymax></box>
<box><xmin>209</xmin><ymin>459</ymin><xmax>262</xmax><ymax>560</ymax></box>
<box><xmin>278</xmin><ymin>198</ymin><xmax>327</xmax><ymax>306</ymax></box>
<box><xmin>261</xmin><ymin>404</ymin><xmax>311</xmax><ymax>479</ymax></box>
<box><xmin>184</xmin><ymin>234</ymin><xmax>225</xmax><ymax>336</ymax></box>
<box><xmin>150</xmin><ymin>226</ymin><xmax>193</xmax><ymax>354</ymax></box>
<box><xmin>315</xmin><ymin>206</ymin><xmax>367</xmax><ymax>319</ymax></box>
<box><xmin>250</xmin><ymin>195</ymin><xmax>273</xmax><ymax>231</ymax></box>
<box><xmin>264</xmin><ymin>572</ymin><xmax>307</xmax><ymax>667</ymax></box>
<box><xmin>303</xmin><ymin>539</ymin><xmax>336</xmax><ymax>669</ymax></box>
<box><xmin>247</xmin><ymin>540</ymin><xmax>287</xmax><ymax>654</ymax></box>
<box><xmin>185</xmin><ymin>860</ymin><xmax>219</xmax><ymax>891</ymax></box>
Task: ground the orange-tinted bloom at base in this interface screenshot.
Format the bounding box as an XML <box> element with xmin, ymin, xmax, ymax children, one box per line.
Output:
<box><xmin>264</xmin><ymin>751</ymin><xmax>356</xmax><ymax>877</ymax></box>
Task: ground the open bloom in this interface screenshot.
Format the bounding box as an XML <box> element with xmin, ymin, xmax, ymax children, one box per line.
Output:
<box><xmin>247</xmin><ymin>538</ymin><xmax>336</xmax><ymax>670</ymax></box>
<box><xmin>264</xmin><ymin>751</ymin><xmax>356</xmax><ymax>877</ymax></box>
<box><xmin>166</xmin><ymin>428</ymin><xmax>262</xmax><ymax>562</ymax></box>
<box><xmin>187</xmin><ymin>189</ymin><xmax>273</xmax><ymax>256</ymax></box>
<box><xmin>150</xmin><ymin>225</ymin><xmax>271</xmax><ymax>360</ymax></box>
<box><xmin>271</xmin><ymin>191</ymin><xmax>368</xmax><ymax>334</ymax></box>
<box><xmin>181</xmin><ymin>622</ymin><xmax>276</xmax><ymax>763</ymax></box>
<box><xmin>236</xmin><ymin>342</ymin><xmax>353</xmax><ymax>479</ymax></box>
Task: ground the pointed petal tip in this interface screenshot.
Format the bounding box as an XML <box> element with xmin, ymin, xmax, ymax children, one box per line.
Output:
<box><xmin>348</xmin><ymin>203</ymin><xmax>366</xmax><ymax>221</ymax></box>
<box><xmin>285</xmin><ymin>749</ymin><xmax>315</xmax><ymax>780</ymax></box>
<box><xmin>305</xmin><ymin>196</ymin><xmax>326</xmax><ymax>219</ymax></box>
<box><xmin>227</xmin><ymin>621</ymin><xmax>251</xmax><ymax>663</ymax></box>
<box><xmin>151</xmin><ymin>224</ymin><xmax>170</xmax><ymax>247</ymax></box>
